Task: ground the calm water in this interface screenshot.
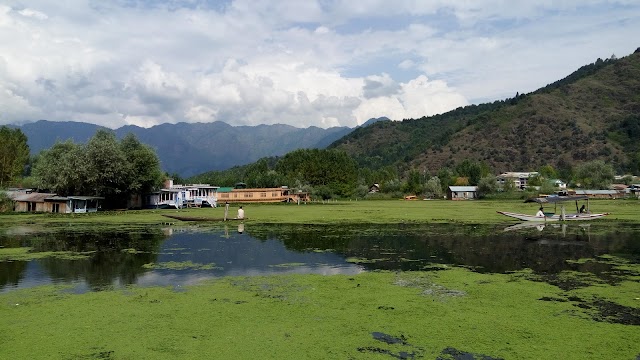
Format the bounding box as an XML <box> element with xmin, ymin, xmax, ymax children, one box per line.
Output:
<box><xmin>1</xmin><ymin>223</ymin><xmax>639</xmax><ymax>293</ymax></box>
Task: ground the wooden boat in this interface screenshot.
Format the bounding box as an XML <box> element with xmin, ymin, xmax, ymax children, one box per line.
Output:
<box><xmin>497</xmin><ymin>195</ymin><xmax>609</xmax><ymax>221</ymax></box>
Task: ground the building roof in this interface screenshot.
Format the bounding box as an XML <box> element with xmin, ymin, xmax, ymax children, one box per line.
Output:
<box><xmin>573</xmin><ymin>190</ymin><xmax>619</xmax><ymax>195</ymax></box>
<box><xmin>67</xmin><ymin>196</ymin><xmax>105</xmax><ymax>200</ymax></box>
<box><xmin>498</xmin><ymin>172</ymin><xmax>539</xmax><ymax>178</ymax></box>
<box><xmin>449</xmin><ymin>186</ymin><xmax>478</xmax><ymax>192</ymax></box>
<box><xmin>12</xmin><ymin>193</ymin><xmax>57</xmax><ymax>202</ymax></box>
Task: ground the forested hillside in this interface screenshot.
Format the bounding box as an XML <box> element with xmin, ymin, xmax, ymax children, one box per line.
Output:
<box><xmin>330</xmin><ymin>49</ymin><xmax>640</xmax><ymax>175</ymax></box>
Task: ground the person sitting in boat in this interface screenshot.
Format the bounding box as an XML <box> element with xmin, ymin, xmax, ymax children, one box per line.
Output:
<box><xmin>579</xmin><ymin>205</ymin><xmax>587</xmax><ymax>213</ymax></box>
<box><xmin>237</xmin><ymin>206</ymin><xmax>245</xmax><ymax>220</ymax></box>
<box><xmin>536</xmin><ymin>207</ymin><xmax>545</xmax><ymax>217</ymax></box>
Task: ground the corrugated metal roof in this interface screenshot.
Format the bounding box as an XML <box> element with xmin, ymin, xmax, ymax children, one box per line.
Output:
<box><xmin>13</xmin><ymin>193</ymin><xmax>57</xmax><ymax>202</ymax></box>
<box><xmin>574</xmin><ymin>190</ymin><xmax>618</xmax><ymax>195</ymax></box>
<box><xmin>449</xmin><ymin>186</ymin><xmax>478</xmax><ymax>192</ymax></box>
<box><xmin>68</xmin><ymin>196</ymin><xmax>104</xmax><ymax>200</ymax></box>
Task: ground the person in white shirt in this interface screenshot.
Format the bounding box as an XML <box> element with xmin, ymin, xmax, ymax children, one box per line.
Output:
<box><xmin>237</xmin><ymin>206</ymin><xmax>245</xmax><ymax>220</ymax></box>
<box><xmin>536</xmin><ymin>207</ymin><xmax>545</xmax><ymax>217</ymax></box>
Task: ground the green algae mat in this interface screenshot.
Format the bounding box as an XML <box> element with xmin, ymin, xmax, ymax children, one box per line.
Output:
<box><xmin>1</xmin><ymin>267</ymin><xmax>638</xmax><ymax>359</ymax></box>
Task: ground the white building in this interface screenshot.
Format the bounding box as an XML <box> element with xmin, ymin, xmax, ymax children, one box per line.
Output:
<box><xmin>145</xmin><ymin>179</ymin><xmax>219</xmax><ymax>209</ymax></box>
<box><xmin>497</xmin><ymin>172</ymin><xmax>539</xmax><ymax>190</ymax></box>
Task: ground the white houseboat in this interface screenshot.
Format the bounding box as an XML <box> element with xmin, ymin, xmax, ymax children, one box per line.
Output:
<box><xmin>146</xmin><ymin>179</ymin><xmax>219</xmax><ymax>209</ymax></box>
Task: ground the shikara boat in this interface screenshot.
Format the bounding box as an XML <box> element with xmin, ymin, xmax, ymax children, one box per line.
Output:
<box><xmin>497</xmin><ymin>195</ymin><xmax>609</xmax><ymax>221</ymax></box>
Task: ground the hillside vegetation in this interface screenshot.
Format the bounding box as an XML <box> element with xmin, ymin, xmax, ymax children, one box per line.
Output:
<box><xmin>330</xmin><ymin>49</ymin><xmax>640</xmax><ymax>175</ymax></box>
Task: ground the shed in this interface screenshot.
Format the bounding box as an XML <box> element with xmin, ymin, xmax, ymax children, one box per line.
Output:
<box><xmin>573</xmin><ymin>189</ymin><xmax>620</xmax><ymax>199</ymax></box>
<box><xmin>447</xmin><ymin>186</ymin><xmax>478</xmax><ymax>200</ymax></box>
<box><xmin>11</xmin><ymin>192</ymin><xmax>57</xmax><ymax>212</ymax></box>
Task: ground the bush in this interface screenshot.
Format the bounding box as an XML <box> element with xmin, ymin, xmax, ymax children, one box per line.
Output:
<box><xmin>0</xmin><ymin>192</ymin><xmax>13</xmax><ymax>212</ymax></box>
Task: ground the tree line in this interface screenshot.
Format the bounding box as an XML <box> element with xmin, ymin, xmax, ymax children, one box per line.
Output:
<box><xmin>0</xmin><ymin>126</ymin><xmax>622</xmax><ymax>209</ymax></box>
<box><xmin>1</xmin><ymin>128</ymin><xmax>163</xmax><ymax>208</ymax></box>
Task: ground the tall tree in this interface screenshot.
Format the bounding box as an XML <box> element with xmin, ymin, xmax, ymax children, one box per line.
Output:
<box><xmin>0</xmin><ymin>127</ymin><xmax>29</xmax><ymax>187</ymax></box>
<box><xmin>32</xmin><ymin>140</ymin><xmax>87</xmax><ymax>195</ymax></box>
<box><xmin>574</xmin><ymin>160</ymin><xmax>615</xmax><ymax>189</ymax></box>
<box><xmin>85</xmin><ymin>130</ymin><xmax>128</xmax><ymax>197</ymax></box>
<box><xmin>120</xmin><ymin>133</ymin><xmax>163</xmax><ymax>196</ymax></box>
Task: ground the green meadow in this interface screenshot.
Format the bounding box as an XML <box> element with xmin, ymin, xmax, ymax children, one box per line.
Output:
<box><xmin>1</xmin><ymin>199</ymin><xmax>639</xmax><ymax>359</ymax></box>
<box><xmin>1</xmin><ymin>198</ymin><xmax>638</xmax><ymax>227</ymax></box>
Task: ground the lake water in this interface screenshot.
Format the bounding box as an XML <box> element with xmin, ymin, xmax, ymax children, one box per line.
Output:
<box><xmin>1</xmin><ymin>222</ymin><xmax>639</xmax><ymax>293</ymax></box>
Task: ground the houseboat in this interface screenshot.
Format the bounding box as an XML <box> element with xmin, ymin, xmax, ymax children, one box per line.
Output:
<box><xmin>145</xmin><ymin>179</ymin><xmax>219</xmax><ymax>209</ymax></box>
<box><xmin>216</xmin><ymin>186</ymin><xmax>310</xmax><ymax>203</ymax></box>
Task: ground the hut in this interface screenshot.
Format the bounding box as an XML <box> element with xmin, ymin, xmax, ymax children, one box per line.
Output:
<box><xmin>447</xmin><ymin>186</ymin><xmax>478</xmax><ymax>200</ymax></box>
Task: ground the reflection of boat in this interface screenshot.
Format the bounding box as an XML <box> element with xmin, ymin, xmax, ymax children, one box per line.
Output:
<box><xmin>503</xmin><ymin>222</ymin><xmax>546</xmax><ymax>232</ymax></box>
<box><xmin>498</xmin><ymin>195</ymin><xmax>609</xmax><ymax>221</ymax></box>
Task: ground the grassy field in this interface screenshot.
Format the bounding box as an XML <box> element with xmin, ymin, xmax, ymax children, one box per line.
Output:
<box><xmin>1</xmin><ymin>199</ymin><xmax>639</xmax><ymax>359</ymax></box>
<box><xmin>1</xmin><ymin>198</ymin><xmax>638</xmax><ymax>228</ymax></box>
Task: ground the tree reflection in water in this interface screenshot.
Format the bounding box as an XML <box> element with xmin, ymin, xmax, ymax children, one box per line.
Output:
<box><xmin>1</xmin><ymin>223</ymin><xmax>638</xmax><ymax>293</ymax></box>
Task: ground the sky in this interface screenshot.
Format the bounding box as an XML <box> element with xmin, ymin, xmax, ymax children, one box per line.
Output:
<box><xmin>1</xmin><ymin>1</ymin><xmax>639</xmax><ymax>129</ymax></box>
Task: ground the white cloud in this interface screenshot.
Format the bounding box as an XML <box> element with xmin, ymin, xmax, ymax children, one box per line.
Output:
<box><xmin>0</xmin><ymin>1</ymin><xmax>638</xmax><ymax>129</ymax></box>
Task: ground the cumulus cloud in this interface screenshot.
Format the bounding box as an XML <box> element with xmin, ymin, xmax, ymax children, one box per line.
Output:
<box><xmin>0</xmin><ymin>1</ymin><xmax>638</xmax><ymax>128</ymax></box>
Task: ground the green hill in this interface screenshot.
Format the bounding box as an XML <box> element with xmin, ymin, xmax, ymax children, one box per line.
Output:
<box><xmin>330</xmin><ymin>48</ymin><xmax>640</xmax><ymax>175</ymax></box>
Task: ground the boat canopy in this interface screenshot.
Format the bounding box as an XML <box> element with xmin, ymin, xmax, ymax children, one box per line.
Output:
<box><xmin>524</xmin><ymin>195</ymin><xmax>589</xmax><ymax>204</ymax></box>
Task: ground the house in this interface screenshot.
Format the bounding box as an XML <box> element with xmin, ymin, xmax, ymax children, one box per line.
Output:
<box><xmin>549</xmin><ymin>179</ymin><xmax>567</xmax><ymax>189</ymax></box>
<box><xmin>8</xmin><ymin>191</ymin><xmax>103</xmax><ymax>213</ymax></box>
<box><xmin>447</xmin><ymin>186</ymin><xmax>478</xmax><ymax>200</ymax></box>
<box><xmin>369</xmin><ymin>184</ymin><xmax>380</xmax><ymax>193</ymax></box>
<box><xmin>497</xmin><ymin>172</ymin><xmax>539</xmax><ymax>190</ymax></box>
<box><xmin>10</xmin><ymin>192</ymin><xmax>57</xmax><ymax>212</ymax></box>
<box><xmin>217</xmin><ymin>186</ymin><xmax>310</xmax><ymax>203</ymax></box>
<box><xmin>145</xmin><ymin>179</ymin><xmax>219</xmax><ymax>209</ymax></box>
<box><xmin>627</xmin><ymin>184</ymin><xmax>640</xmax><ymax>198</ymax></box>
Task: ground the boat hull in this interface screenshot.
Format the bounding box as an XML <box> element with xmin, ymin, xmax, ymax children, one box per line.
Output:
<box><xmin>497</xmin><ymin>211</ymin><xmax>608</xmax><ymax>221</ymax></box>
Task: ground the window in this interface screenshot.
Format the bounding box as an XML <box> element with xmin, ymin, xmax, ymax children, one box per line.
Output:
<box><xmin>261</xmin><ymin>192</ymin><xmax>266</xmax><ymax>198</ymax></box>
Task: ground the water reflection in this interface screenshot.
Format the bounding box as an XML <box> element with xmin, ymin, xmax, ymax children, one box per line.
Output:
<box><xmin>1</xmin><ymin>223</ymin><xmax>638</xmax><ymax>293</ymax></box>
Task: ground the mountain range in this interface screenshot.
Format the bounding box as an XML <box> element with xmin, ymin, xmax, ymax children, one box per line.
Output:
<box><xmin>16</xmin><ymin>120</ymin><xmax>358</xmax><ymax>177</ymax></box>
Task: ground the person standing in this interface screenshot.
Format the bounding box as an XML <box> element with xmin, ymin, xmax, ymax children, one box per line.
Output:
<box><xmin>237</xmin><ymin>206</ymin><xmax>245</xmax><ymax>220</ymax></box>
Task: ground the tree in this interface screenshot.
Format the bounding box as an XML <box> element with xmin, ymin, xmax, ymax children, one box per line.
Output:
<box><xmin>32</xmin><ymin>140</ymin><xmax>87</xmax><ymax>195</ymax></box>
<box><xmin>477</xmin><ymin>175</ymin><xmax>497</xmax><ymax>197</ymax></box>
<box><xmin>32</xmin><ymin>131</ymin><xmax>164</xmax><ymax>208</ymax></box>
<box><xmin>437</xmin><ymin>168</ymin><xmax>454</xmax><ymax>193</ymax></box>
<box><xmin>120</xmin><ymin>133</ymin><xmax>163</xmax><ymax>196</ymax></box>
<box><xmin>424</xmin><ymin>176</ymin><xmax>443</xmax><ymax>199</ymax></box>
<box><xmin>85</xmin><ymin>130</ymin><xmax>128</xmax><ymax>198</ymax></box>
<box><xmin>574</xmin><ymin>160</ymin><xmax>615</xmax><ymax>189</ymax></box>
<box><xmin>538</xmin><ymin>164</ymin><xmax>557</xmax><ymax>180</ymax></box>
<box><xmin>402</xmin><ymin>169</ymin><xmax>423</xmax><ymax>195</ymax></box>
<box><xmin>0</xmin><ymin>127</ymin><xmax>29</xmax><ymax>187</ymax></box>
<box><xmin>276</xmin><ymin>149</ymin><xmax>358</xmax><ymax>197</ymax></box>
<box><xmin>455</xmin><ymin>159</ymin><xmax>489</xmax><ymax>185</ymax></box>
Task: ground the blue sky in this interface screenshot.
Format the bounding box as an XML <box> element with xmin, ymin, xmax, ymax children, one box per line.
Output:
<box><xmin>1</xmin><ymin>0</ymin><xmax>639</xmax><ymax>129</ymax></box>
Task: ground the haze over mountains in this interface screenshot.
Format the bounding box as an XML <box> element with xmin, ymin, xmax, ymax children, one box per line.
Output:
<box><xmin>17</xmin><ymin>119</ymin><xmax>388</xmax><ymax>177</ymax></box>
